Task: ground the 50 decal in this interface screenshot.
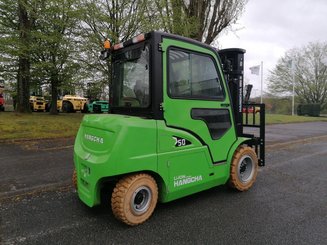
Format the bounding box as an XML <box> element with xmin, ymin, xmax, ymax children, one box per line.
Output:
<box><xmin>173</xmin><ymin>136</ymin><xmax>191</xmax><ymax>147</ymax></box>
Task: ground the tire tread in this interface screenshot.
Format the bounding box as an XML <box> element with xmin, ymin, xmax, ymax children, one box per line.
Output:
<box><xmin>111</xmin><ymin>173</ymin><xmax>158</xmax><ymax>226</ymax></box>
<box><xmin>229</xmin><ymin>146</ymin><xmax>258</xmax><ymax>191</ymax></box>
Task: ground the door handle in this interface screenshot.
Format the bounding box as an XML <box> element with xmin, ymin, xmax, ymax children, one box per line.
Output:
<box><xmin>221</xmin><ymin>103</ymin><xmax>230</xmax><ymax>107</ymax></box>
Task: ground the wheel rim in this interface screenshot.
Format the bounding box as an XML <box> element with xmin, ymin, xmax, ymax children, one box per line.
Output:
<box><xmin>131</xmin><ymin>186</ymin><xmax>152</xmax><ymax>215</ymax></box>
<box><xmin>237</xmin><ymin>155</ymin><xmax>254</xmax><ymax>183</ymax></box>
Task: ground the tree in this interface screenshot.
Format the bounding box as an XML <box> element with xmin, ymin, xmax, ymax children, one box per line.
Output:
<box><xmin>268</xmin><ymin>42</ymin><xmax>327</xmax><ymax>110</ymax></box>
<box><xmin>1</xmin><ymin>0</ymin><xmax>83</xmax><ymax>114</ymax></box>
<box><xmin>75</xmin><ymin>0</ymin><xmax>155</xmax><ymax>94</ymax></box>
<box><xmin>0</xmin><ymin>0</ymin><xmax>39</xmax><ymax>112</ymax></box>
<box><xmin>0</xmin><ymin>0</ymin><xmax>18</xmax><ymax>92</ymax></box>
<box><xmin>154</xmin><ymin>0</ymin><xmax>247</xmax><ymax>44</ymax></box>
<box><xmin>16</xmin><ymin>0</ymin><xmax>37</xmax><ymax>112</ymax></box>
<box><xmin>32</xmin><ymin>0</ymin><xmax>82</xmax><ymax>114</ymax></box>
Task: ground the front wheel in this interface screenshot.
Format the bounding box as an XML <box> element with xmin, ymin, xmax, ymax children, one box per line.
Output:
<box><xmin>111</xmin><ymin>173</ymin><xmax>158</xmax><ymax>226</ymax></box>
<box><xmin>229</xmin><ymin>146</ymin><xmax>258</xmax><ymax>191</ymax></box>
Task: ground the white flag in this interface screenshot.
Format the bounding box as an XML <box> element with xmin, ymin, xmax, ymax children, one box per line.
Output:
<box><xmin>249</xmin><ymin>65</ymin><xmax>260</xmax><ymax>75</ymax></box>
<box><xmin>287</xmin><ymin>59</ymin><xmax>295</xmax><ymax>72</ymax></box>
<box><xmin>287</xmin><ymin>60</ymin><xmax>292</xmax><ymax>69</ymax></box>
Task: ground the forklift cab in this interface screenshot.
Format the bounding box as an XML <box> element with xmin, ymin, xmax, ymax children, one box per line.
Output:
<box><xmin>104</xmin><ymin>31</ymin><xmax>264</xmax><ymax>166</ymax></box>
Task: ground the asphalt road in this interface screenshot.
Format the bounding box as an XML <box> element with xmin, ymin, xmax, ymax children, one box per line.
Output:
<box><xmin>265</xmin><ymin>121</ymin><xmax>327</xmax><ymax>144</ymax></box>
<box><xmin>0</xmin><ymin>122</ymin><xmax>327</xmax><ymax>244</ymax></box>
<box><xmin>0</xmin><ymin>138</ymin><xmax>74</xmax><ymax>196</ymax></box>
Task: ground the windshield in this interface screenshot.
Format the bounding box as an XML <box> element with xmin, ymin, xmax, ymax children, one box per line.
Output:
<box><xmin>112</xmin><ymin>43</ymin><xmax>150</xmax><ymax>108</ymax></box>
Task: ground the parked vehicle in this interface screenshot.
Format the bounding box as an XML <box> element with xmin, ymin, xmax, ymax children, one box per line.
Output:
<box><xmin>57</xmin><ymin>95</ymin><xmax>87</xmax><ymax>113</ymax></box>
<box><xmin>0</xmin><ymin>94</ymin><xmax>4</xmax><ymax>111</ymax></box>
<box><xmin>73</xmin><ymin>31</ymin><xmax>265</xmax><ymax>226</ymax></box>
<box><xmin>242</xmin><ymin>106</ymin><xmax>260</xmax><ymax>113</ymax></box>
<box><xmin>84</xmin><ymin>100</ymin><xmax>109</xmax><ymax>113</ymax></box>
<box><xmin>29</xmin><ymin>96</ymin><xmax>46</xmax><ymax>112</ymax></box>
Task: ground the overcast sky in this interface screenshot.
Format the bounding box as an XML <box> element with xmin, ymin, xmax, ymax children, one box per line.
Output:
<box><xmin>218</xmin><ymin>0</ymin><xmax>327</xmax><ymax>97</ymax></box>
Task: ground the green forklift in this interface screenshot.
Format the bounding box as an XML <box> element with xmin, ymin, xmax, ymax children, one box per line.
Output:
<box><xmin>73</xmin><ymin>31</ymin><xmax>265</xmax><ymax>226</ymax></box>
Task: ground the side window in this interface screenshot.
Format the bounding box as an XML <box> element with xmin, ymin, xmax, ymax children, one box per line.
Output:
<box><xmin>169</xmin><ymin>48</ymin><xmax>224</xmax><ymax>100</ymax></box>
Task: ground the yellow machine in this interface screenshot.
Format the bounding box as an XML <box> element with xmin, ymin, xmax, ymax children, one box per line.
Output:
<box><xmin>29</xmin><ymin>96</ymin><xmax>46</xmax><ymax>112</ymax></box>
<box><xmin>57</xmin><ymin>95</ymin><xmax>87</xmax><ymax>113</ymax></box>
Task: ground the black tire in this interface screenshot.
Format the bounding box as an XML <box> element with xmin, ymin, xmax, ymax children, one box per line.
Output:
<box><xmin>229</xmin><ymin>146</ymin><xmax>258</xmax><ymax>191</ymax></box>
<box><xmin>62</xmin><ymin>101</ymin><xmax>73</xmax><ymax>113</ymax></box>
<box><xmin>82</xmin><ymin>103</ymin><xmax>89</xmax><ymax>113</ymax></box>
<box><xmin>111</xmin><ymin>173</ymin><xmax>158</xmax><ymax>226</ymax></box>
<box><xmin>93</xmin><ymin>104</ymin><xmax>102</xmax><ymax>113</ymax></box>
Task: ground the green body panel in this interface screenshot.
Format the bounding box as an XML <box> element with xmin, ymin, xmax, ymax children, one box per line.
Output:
<box><xmin>74</xmin><ymin>114</ymin><xmax>251</xmax><ymax>206</ymax></box>
<box><xmin>74</xmin><ymin>114</ymin><xmax>158</xmax><ymax>207</ymax></box>
<box><xmin>156</xmin><ymin>120</ymin><xmax>215</xmax><ymax>202</ymax></box>
<box><xmin>157</xmin><ymin>122</ymin><xmax>251</xmax><ymax>203</ymax></box>
<box><xmin>161</xmin><ymin>38</ymin><xmax>237</xmax><ymax>163</ymax></box>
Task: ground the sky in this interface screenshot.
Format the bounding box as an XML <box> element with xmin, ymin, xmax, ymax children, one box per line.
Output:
<box><xmin>218</xmin><ymin>0</ymin><xmax>327</xmax><ymax>97</ymax></box>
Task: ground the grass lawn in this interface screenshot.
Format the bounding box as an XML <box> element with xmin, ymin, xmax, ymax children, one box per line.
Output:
<box><xmin>266</xmin><ymin>114</ymin><xmax>327</xmax><ymax>124</ymax></box>
<box><xmin>0</xmin><ymin>112</ymin><xmax>326</xmax><ymax>140</ymax></box>
<box><xmin>0</xmin><ymin>112</ymin><xmax>84</xmax><ymax>140</ymax></box>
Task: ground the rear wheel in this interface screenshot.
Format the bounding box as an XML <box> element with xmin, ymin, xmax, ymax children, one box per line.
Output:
<box><xmin>229</xmin><ymin>146</ymin><xmax>258</xmax><ymax>191</ymax></box>
<box><xmin>62</xmin><ymin>101</ymin><xmax>73</xmax><ymax>113</ymax></box>
<box><xmin>111</xmin><ymin>173</ymin><xmax>158</xmax><ymax>226</ymax></box>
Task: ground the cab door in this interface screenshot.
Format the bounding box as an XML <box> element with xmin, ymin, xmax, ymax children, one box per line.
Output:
<box><xmin>161</xmin><ymin>38</ymin><xmax>236</xmax><ymax>163</ymax></box>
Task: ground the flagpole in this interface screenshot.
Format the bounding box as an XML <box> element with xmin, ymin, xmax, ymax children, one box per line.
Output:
<box><xmin>260</xmin><ymin>61</ymin><xmax>263</xmax><ymax>103</ymax></box>
<box><xmin>292</xmin><ymin>60</ymin><xmax>295</xmax><ymax>116</ymax></box>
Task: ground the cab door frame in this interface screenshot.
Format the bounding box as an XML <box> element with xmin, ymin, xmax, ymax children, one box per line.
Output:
<box><xmin>161</xmin><ymin>37</ymin><xmax>237</xmax><ymax>164</ymax></box>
